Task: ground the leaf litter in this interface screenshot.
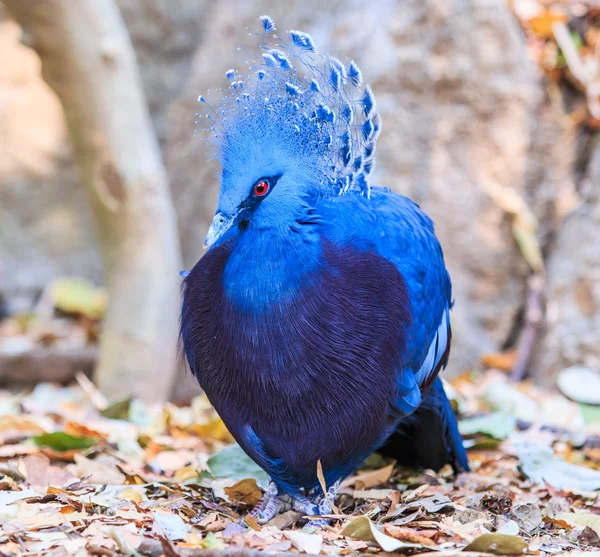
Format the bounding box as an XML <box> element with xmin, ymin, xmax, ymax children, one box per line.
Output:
<box><xmin>0</xmin><ymin>368</ymin><xmax>598</xmax><ymax>557</ymax></box>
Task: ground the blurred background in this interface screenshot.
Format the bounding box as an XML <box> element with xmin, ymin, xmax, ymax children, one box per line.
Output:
<box><xmin>1</xmin><ymin>0</ymin><xmax>599</xmax><ymax>403</ymax></box>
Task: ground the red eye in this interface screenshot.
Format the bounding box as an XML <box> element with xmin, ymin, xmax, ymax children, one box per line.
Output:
<box><xmin>254</xmin><ymin>180</ymin><xmax>269</xmax><ymax>196</ymax></box>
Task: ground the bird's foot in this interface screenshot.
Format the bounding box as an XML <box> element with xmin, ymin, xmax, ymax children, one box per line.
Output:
<box><xmin>250</xmin><ymin>481</ymin><xmax>340</xmax><ymax>528</ymax></box>
<box><xmin>302</xmin><ymin>481</ymin><xmax>340</xmax><ymax>530</ymax></box>
<box><xmin>249</xmin><ymin>482</ymin><xmax>293</xmax><ymax>524</ymax></box>
<box><xmin>290</xmin><ymin>493</ymin><xmax>323</xmax><ymax>530</ymax></box>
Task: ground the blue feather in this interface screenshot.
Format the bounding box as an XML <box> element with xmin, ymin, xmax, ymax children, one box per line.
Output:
<box><xmin>348</xmin><ymin>60</ymin><xmax>363</xmax><ymax>87</ymax></box>
<box><xmin>361</xmin><ymin>86</ymin><xmax>375</xmax><ymax>117</ymax></box>
<box><xmin>258</xmin><ymin>15</ymin><xmax>275</xmax><ymax>33</ymax></box>
<box><xmin>195</xmin><ymin>14</ymin><xmax>382</xmax><ymax>198</ymax></box>
<box><xmin>183</xmin><ymin>16</ymin><xmax>469</xmax><ymax>508</ymax></box>
<box><xmin>289</xmin><ymin>30</ymin><xmax>316</xmax><ymax>52</ymax></box>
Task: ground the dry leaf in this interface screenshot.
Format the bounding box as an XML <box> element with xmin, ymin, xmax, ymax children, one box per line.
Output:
<box><xmin>385</xmin><ymin>525</ymin><xmax>435</xmax><ymax>545</ymax></box>
<box><xmin>464</xmin><ymin>533</ymin><xmax>528</xmax><ymax>555</ymax></box>
<box><xmin>341</xmin><ymin>515</ymin><xmax>424</xmax><ymax>552</ymax></box>
<box><xmin>342</xmin><ymin>463</ymin><xmax>394</xmax><ymax>489</ymax></box>
<box><xmin>283</xmin><ymin>530</ymin><xmax>323</xmax><ymax>554</ymax></box>
<box><xmin>556</xmin><ymin>512</ymin><xmax>600</xmax><ymax>535</ymax></box>
<box><xmin>116</xmin><ymin>488</ymin><xmax>145</xmax><ymax>503</ymax></box>
<box><xmin>353</xmin><ymin>488</ymin><xmax>394</xmax><ymax>500</ymax></box>
<box><xmin>152</xmin><ymin>510</ymin><xmax>188</xmax><ymax>541</ymax></box>
<box><xmin>223</xmin><ymin>478</ymin><xmax>263</xmax><ymax>506</ymax></box>
<box><xmin>73</xmin><ymin>454</ymin><xmax>125</xmax><ymax>484</ymax></box>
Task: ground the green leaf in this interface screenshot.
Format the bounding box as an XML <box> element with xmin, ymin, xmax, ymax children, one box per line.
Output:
<box><xmin>207</xmin><ymin>443</ymin><xmax>270</xmax><ymax>487</ymax></box>
<box><xmin>101</xmin><ymin>398</ymin><xmax>132</xmax><ymax>420</ymax></box>
<box><xmin>33</xmin><ymin>432</ymin><xmax>97</xmax><ymax>452</ymax></box>
<box><xmin>464</xmin><ymin>533</ymin><xmax>528</xmax><ymax>555</ymax></box>
<box><xmin>459</xmin><ymin>412</ymin><xmax>517</xmax><ymax>439</ymax></box>
<box><xmin>201</xmin><ymin>532</ymin><xmax>222</xmax><ymax>549</ymax></box>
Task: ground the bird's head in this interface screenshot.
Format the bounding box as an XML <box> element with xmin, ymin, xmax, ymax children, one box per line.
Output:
<box><xmin>200</xmin><ymin>15</ymin><xmax>382</xmax><ymax>249</ymax></box>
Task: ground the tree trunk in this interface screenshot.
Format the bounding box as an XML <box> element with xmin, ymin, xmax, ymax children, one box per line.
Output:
<box><xmin>4</xmin><ymin>0</ymin><xmax>182</xmax><ymax>401</ymax></box>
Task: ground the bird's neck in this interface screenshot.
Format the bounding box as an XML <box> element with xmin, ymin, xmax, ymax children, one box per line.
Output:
<box><xmin>222</xmin><ymin>221</ymin><xmax>321</xmax><ymax>312</ymax></box>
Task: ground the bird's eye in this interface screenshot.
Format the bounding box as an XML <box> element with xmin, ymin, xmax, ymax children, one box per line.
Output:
<box><xmin>253</xmin><ymin>180</ymin><xmax>269</xmax><ymax>197</ymax></box>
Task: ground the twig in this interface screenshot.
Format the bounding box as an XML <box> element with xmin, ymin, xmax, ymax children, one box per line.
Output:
<box><xmin>511</xmin><ymin>274</ymin><xmax>545</xmax><ymax>382</ymax></box>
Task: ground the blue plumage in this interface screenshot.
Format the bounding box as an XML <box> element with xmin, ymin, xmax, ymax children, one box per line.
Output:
<box><xmin>181</xmin><ymin>16</ymin><xmax>468</xmax><ymax>523</ymax></box>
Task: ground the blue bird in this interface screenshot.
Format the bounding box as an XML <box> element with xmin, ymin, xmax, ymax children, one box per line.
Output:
<box><xmin>181</xmin><ymin>15</ymin><xmax>469</xmax><ymax>524</ymax></box>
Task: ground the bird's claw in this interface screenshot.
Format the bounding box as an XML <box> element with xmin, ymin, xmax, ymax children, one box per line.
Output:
<box><xmin>250</xmin><ymin>482</ymin><xmax>293</xmax><ymax>524</ymax></box>
<box><xmin>250</xmin><ymin>481</ymin><xmax>339</xmax><ymax>527</ymax></box>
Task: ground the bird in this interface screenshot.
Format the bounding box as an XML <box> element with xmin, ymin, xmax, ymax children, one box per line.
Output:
<box><xmin>180</xmin><ymin>15</ymin><xmax>469</xmax><ymax>525</ymax></box>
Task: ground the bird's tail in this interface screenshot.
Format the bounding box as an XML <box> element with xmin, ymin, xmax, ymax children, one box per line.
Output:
<box><xmin>379</xmin><ymin>377</ymin><xmax>469</xmax><ymax>473</ymax></box>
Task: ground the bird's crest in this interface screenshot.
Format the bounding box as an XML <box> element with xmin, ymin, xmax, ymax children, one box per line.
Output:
<box><xmin>198</xmin><ymin>15</ymin><xmax>382</xmax><ymax>198</ymax></box>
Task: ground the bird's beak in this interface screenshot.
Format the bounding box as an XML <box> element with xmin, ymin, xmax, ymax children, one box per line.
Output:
<box><xmin>204</xmin><ymin>212</ymin><xmax>235</xmax><ymax>249</ymax></box>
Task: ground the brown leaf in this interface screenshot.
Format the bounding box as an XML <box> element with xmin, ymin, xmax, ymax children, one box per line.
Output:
<box><xmin>342</xmin><ymin>515</ymin><xmax>425</xmax><ymax>552</ymax></box>
<box><xmin>385</xmin><ymin>525</ymin><xmax>435</xmax><ymax>546</ymax></box>
<box><xmin>223</xmin><ymin>478</ymin><xmax>263</xmax><ymax>506</ymax></box>
<box><xmin>72</xmin><ymin>454</ymin><xmax>125</xmax><ymax>484</ymax></box>
<box><xmin>244</xmin><ymin>513</ymin><xmax>262</xmax><ymax>531</ymax></box>
<box><xmin>342</xmin><ymin>463</ymin><xmax>394</xmax><ymax>489</ymax></box>
<box><xmin>20</xmin><ymin>454</ymin><xmax>50</xmax><ymax>487</ymax></box>
<box><xmin>64</xmin><ymin>421</ymin><xmax>107</xmax><ymax>441</ymax></box>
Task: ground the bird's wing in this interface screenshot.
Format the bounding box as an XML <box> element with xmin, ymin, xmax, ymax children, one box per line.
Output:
<box><xmin>318</xmin><ymin>188</ymin><xmax>453</xmax><ymax>418</ymax></box>
<box><xmin>391</xmin><ymin>305</ymin><xmax>451</xmax><ymax>416</ymax></box>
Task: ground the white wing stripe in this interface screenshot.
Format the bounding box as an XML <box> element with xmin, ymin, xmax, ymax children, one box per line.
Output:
<box><xmin>415</xmin><ymin>307</ymin><xmax>449</xmax><ymax>385</ymax></box>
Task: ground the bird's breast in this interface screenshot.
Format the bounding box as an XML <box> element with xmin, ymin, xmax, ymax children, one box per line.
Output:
<box><xmin>181</xmin><ymin>237</ymin><xmax>412</xmax><ymax>485</ymax></box>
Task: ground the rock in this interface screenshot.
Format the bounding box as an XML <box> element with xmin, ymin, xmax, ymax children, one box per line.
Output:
<box><xmin>537</xmin><ymin>144</ymin><xmax>600</xmax><ymax>380</ymax></box>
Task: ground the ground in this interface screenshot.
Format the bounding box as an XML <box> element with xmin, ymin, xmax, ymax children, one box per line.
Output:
<box><xmin>0</xmin><ymin>369</ymin><xmax>599</xmax><ymax>557</ymax></box>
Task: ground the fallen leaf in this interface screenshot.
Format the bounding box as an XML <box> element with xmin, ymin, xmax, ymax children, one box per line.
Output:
<box><xmin>283</xmin><ymin>530</ymin><xmax>323</xmax><ymax>554</ymax></box>
<box><xmin>174</xmin><ymin>466</ymin><xmax>200</xmax><ymax>482</ymax></box>
<box><xmin>73</xmin><ymin>454</ymin><xmax>125</xmax><ymax>484</ymax></box>
<box><xmin>244</xmin><ymin>514</ymin><xmax>261</xmax><ymax>531</ymax></box>
<box><xmin>513</xmin><ymin>504</ymin><xmax>543</xmax><ymax>533</ymax></box>
<box><xmin>464</xmin><ymin>533</ymin><xmax>528</xmax><ymax>555</ymax></box>
<box><xmin>63</xmin><ymin>421</ymin><xmax>107</xmax><ymax>441</ymax></box>
<box><xmin>556</xmin><ymin>512</ymin><xmax>600</xmax><ymax>534</ymax></box>
<box><xmin>100</xmin><ymin>398</ymin><xmax>132</xmax><ymax>420</ymax></box>
<box><xmin>117</xmin><ymin>488</ymin><xmax>145</xmax><ymax>503</ymax></box>
<box><xmin>512</xmin><ymin>439</ymin><xmax>600</xmax><ymax>491</ymax></box>
<box><xmin>223</xmin><ymin>478</ymin><xmax>263</xmax><ymax>506</ymax></box>
<box><xmin>497</xmin><ymin>520</ymin><xmax>520</xmax><ymax>536</ymax></box>
<box><xmin>20</xmin><ymin>454</ymin><xmax>50</xmax><ymax>487</ymax></box>
<box><xmin>405</xmin><ymin>494</ymin><xmax>454</xmax><ymax>513</ymax></box>
<box><xmin>384</xmin><ymin>525</ymin><xmax>435</xmax><ymax>545</ymax></box>
<box><xmin>152</xmin><ymin>510</ymin><xmax>188</xmax><ymax>541</ymax></box>
<box><xmin>341</xmin><ymin>515</ymin><xmax>424</xmax><ymax>552</ymax></box>
<box><xmin>342</xmin><ymin>463</ymin><xmax>394</xmax><ymax>489</ymax></box>
<box><xmin>460</xmin><ymin>413</ymin><xmax>517</xmax><ymax>440</ymax></box>
<box><xmin>33</xmin><ymin>432</ymin><xmax>97</xmax><ymax>452</ymax></box>
<box><xmin>207</xmin><ymin>443</ymin><xmax>270</xmax><ymax>486</ymax></box>
<box><xmin>190</xmin><ymin>416</ymin><xmax>234</xmax><ymax>443</ymax></box>
<box><xmin>353</xmin><ymin>488</ymin><xmax>393</xmax><ymax>500</ymax></box>
<box><xmin>201</xmin><ymin>531</ymin><xmax>222</xmax><ymax>549</ymax></box>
